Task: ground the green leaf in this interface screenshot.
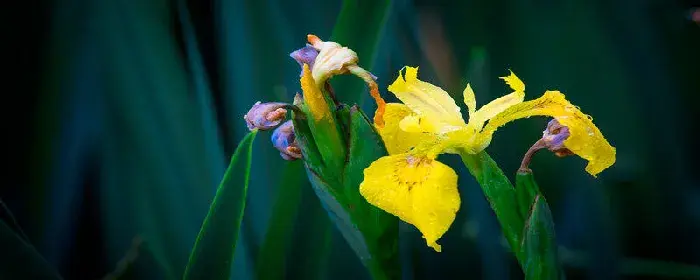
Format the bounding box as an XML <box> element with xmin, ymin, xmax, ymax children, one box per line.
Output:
<box><xmin>459</xmin><ymin>152</ymin><xmax>523</xmax><ymax>253</ymax></box>
<box><xmin>183</xmin><ymin>130</ymin><xmax>257</xmax><ymax>280</ymax></box>
<box><xmin>0</xmin><ymin>220</ymin><xmax>62</xmax><ymax>279</ymax></box>
<box><xmin>520</xmin><ymin>194</ymin><xmax>562</xmax><ymax>280</ymax></box>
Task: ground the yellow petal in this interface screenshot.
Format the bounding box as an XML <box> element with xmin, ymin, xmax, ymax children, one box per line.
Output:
<box><xmin>469</xmin><ymin>90</ymin><xmax>525</xmax><ymax>129</ymax></box>
<box><xmin>463</xmin><ymin>83</ymin><xmax>476</xmax><ymax>118</ymax></box>
<box><xmin>499</xmin><ymin>70</ymin><xmax>525</xmax><ymax>93</ymax></box>
<box><xmin>388</xmin><ymin>67</ymin><xmax>466</xmax><ymax>130</ymax></box>
<box><xmin>300</xmin><ymin>64</ymin><xmax>330</xmax><ymax>120</ymax></box>
<box><xmin>359</xmin><ymin>154</ymin><xmax>461</xmax><ymax>251</ymax></box>
<box><xmin>480</xmin><ymin>90</ymin><xmax>616</xmax><ymax>176</ymax></box>
<box><xmin>467</xmin><ymin>71</ymin><xmax>526</xmax><ymax>129</ymax></box>
<box><xmin>377</xmin><ymin>103</ymin><xmax>435</xmax><ymax>154</ymax></box>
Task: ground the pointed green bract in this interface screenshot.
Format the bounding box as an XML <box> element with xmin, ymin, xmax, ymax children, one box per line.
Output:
<box><xmin>520</xmin><ymin>195</ymin><xmax>562</xmax><ymax>280</ymax></box>
<box><xmin>516</xmin><ymin>171</ymin><xmax>563</xmax><ymax>280</ymax></box>
<box><xmin>183</xmin><ymin>130</ymin><xmax>257</xmax><ymax>280</ymax></box>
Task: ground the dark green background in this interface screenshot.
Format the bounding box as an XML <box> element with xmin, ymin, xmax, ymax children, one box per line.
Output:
<box><xmin>6</xmin><ymin>0</ymin><xmax>700</xmax><ymax>279</ymax></box>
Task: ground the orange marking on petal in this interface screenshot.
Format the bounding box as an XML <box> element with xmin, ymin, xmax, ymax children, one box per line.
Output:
<box><xmin>369</xmin><ymin>80</ymin><xmax>386</xmax><ymax>128</ymax></box>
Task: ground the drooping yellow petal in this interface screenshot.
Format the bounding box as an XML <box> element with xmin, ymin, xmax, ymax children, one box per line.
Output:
<box><xmin>479</xmin><ymin>90</ymin><xmax>616</xmax><ymax>176</ymax></box>
<box><xmin>463</xmin><ymin>83</ymin><xmax>476</xmax><ymax>118</ymax></box>
<box><xmin>300</xmin><ymin>64</ymin><xmax>330</xmax><ymax>120</ymax></box>
<box><xmin>376</xmin><ymin>103</ymin><xmax>435</xmax><ymax>154</ymax></box>
<box><xmin>499</xmin><ymin>70</ymin><xmax>525</xmax><ymax>93</ymax></box>
<box><xmin>388</xmin><ymin>67</ymin><xmax>466</xmax><ymax>131</ymax></box>
<box><xmin>359</xmin><ymin>154</ymin><xmax>461</xmax><ymax>252</ymax></box>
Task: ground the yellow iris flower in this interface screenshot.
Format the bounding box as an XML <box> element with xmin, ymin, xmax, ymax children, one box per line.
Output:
<box><xmin>360</xmin><ymin>66</ymin><xmax>616</xmax><ymax>252</ymax></box>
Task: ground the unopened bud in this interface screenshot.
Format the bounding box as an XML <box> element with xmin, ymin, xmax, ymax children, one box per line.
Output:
<box><xmin>519</xmin><ymin>119</ymin><xmax>573</xmax><ymax>172</ymax></box>
<box><xmin>542</xmin><ymin>119</ymin><xmax>573</xmax><ymax>157</ymax></box>
<box><xmin>244</xmin><ymin>102</ymin><xmax>289</xmax><ymax>131</ymax></box>
<box><xmin>271</xmin><ymin>120</ymin><xmax>302</xmax><ymax>160</ymax></box>
<box><xmin>290</xmin><ymin>45</ymin><xmax>319</xmax><ymax>77</ymax></box>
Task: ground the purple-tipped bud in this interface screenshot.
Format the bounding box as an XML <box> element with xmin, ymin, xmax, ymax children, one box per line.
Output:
<box><xmin>542</xmin><ymin>119</ymin><xmax>573</xmax><ymax>157</ymax></box>
<box><xmin>244</xmin><ymin>101</ymin><xmax>289</xmax><ymax>131</ymax></box>
<box><xmin>290</xmin><ymin>45</ymin><xmax>319</xmax><ymax>76</ymax></box>
<box><xmin>271</xmin><ymin>120</ymin><xmax>302</xmax><ymax>161</ymax></box>
<box><xmin>519</xmin><ymin>119</ymin><xmax>574</xmax><ymax>172</ymax></box>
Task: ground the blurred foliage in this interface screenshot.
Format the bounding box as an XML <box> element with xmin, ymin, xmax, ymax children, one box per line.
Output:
<box><xmin>4</xmin><ymin>0</ymin><xmax>700</xmax><ymax>279</ymax></box>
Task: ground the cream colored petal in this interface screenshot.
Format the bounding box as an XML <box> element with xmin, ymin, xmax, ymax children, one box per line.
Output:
<box><xmin>359</xmin><ymin>154</ymin><xmax>461</xmax><ymax>252</ymax></box>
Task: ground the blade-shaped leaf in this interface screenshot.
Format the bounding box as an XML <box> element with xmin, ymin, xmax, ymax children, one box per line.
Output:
<box><xmin>0</xmin><ymin>220</ymin><xmax>62</xmax><ymax>279</ymax></box>
<box><xmin>183</xmin><ymin>130</ymin><xmax>257</xmax><ymax>280</ymax></box>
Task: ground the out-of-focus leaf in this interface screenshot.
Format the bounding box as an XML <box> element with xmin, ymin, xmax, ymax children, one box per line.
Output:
<box><xmin>460</xmin><ymin>152</ymin><xmax>523</xmax><ymax>252</ymax></box>
<box><xmin>255</xmin><ymin>161</ymin><xmax>305</xmax><ymax>280</ymax></box>
<box><xmin>0</xmin><ymin>198</ymin><xmax>30</xmax><ymax>243</ymax></box>
<box><xmin>0</xmin><ymin>220</ymin><xmax>62</xmax><ymax>279</ymax></box>
<box><xmin>329</xmin><ymin>0</ymin><xmax>391</xmax><ymax>104</ymax></box>
<box><xmin>183</xmin><ymin>131</ymin><xmax>258</xmax><ymax>280</ymax></box>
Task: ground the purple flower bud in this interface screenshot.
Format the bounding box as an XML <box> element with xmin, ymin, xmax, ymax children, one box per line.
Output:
<box><xmin>542</xmin><ymin>119</ymin><xmax>573</xmax><ymax>157</ymax></box>
<box><xmin>290</xmin><ymin>45</ymin><xmax>319</xmax><ymax>76</ymax></box>
<box><xmin>271</xmin><ymin>120</ymin><xmax>302</xmax><ymax>160</ymax></box>
<box><xmin>244</xmin><ymin>101</ymin><xmax>289</xmax><ymax>131</ymax></box>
